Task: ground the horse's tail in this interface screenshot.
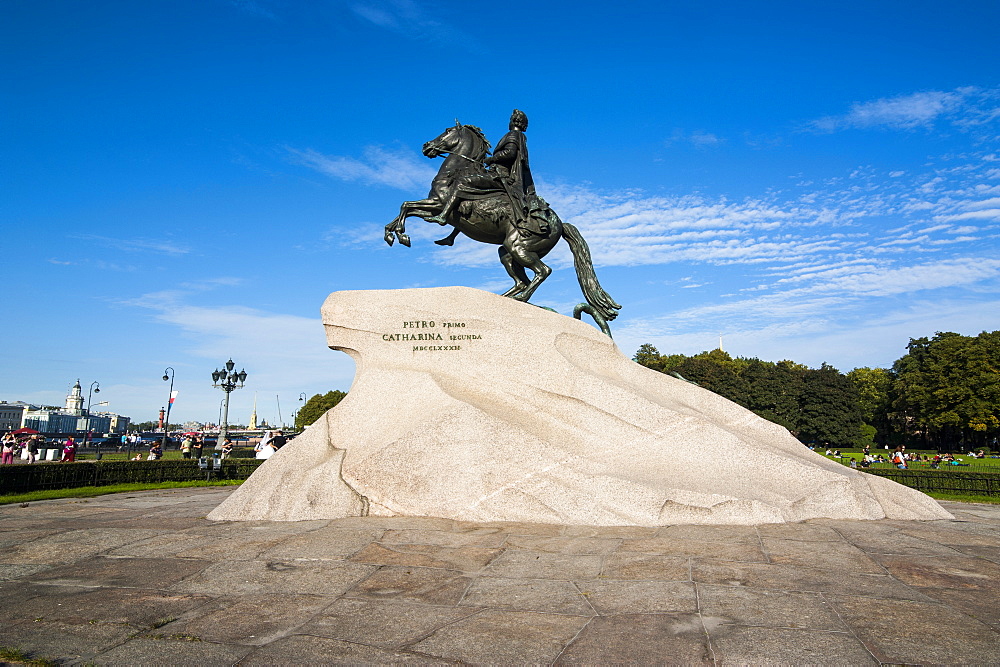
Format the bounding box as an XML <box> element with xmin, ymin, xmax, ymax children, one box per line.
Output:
<box><xmin>561</xmin><ymin>222</ymin><xmax>621</xmax><ymax>322</ymax></box>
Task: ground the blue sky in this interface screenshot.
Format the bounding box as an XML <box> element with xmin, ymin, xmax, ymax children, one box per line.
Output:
<box><xmin>3</xmin><ymin>0</ymin><xmax>999</xmax><ymax>426</ymax></box>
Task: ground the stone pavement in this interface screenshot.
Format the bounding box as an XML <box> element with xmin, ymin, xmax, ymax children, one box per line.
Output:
<box><xmin>0</xmin><ymin>488</ymin><xmax>997</xmax><ymax>665</ymax></box>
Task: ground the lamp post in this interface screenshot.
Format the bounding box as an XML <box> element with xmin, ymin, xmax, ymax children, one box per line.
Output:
<box><xmin>296</xmin><ymin>392</ymin><xmax>307</xmax><ymax>430</ymax></box>
<box><xmin>162</xmin><ymin>367</ymin><xmax>175</xmax><ymax>451</ymax></box>
<box><xmin>83</xmin><ymin>381</ymin><xmax>100</xmax><ymax>451</ymax></box>
<box><xmin>212</xmin><ymin>359</ymin><xmax>246</xmax><ymax>450</ymax></box>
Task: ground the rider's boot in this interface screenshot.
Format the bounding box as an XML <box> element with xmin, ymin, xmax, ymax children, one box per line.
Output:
<box><xmin>435</xmin><ymin>228</ymin><xmax>460</xmax><ymax>246</ymax></box>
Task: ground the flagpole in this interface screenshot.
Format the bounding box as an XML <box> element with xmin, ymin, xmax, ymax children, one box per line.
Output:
<box><xmin>161</xmin><ymin>367</ymin><xmax>175</xmax><ymax>452</ymax></box>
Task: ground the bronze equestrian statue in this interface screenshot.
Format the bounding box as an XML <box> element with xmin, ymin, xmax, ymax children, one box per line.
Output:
<box><xmin>384</xmin><ymin>110</ymin><xmax>621</xmax><ymax>331</ymax></box>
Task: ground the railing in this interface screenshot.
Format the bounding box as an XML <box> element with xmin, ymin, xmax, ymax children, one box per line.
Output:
<box><xmin>860</xmin><ymin>468</ymin><xmax>1000</xmax><ymax>496</ymax></box>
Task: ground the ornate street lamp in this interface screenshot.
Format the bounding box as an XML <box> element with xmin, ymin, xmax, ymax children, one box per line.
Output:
<box><xmin>162</xmin><ymin>367</ymin><xmax>175</xmax><ymax>451</ymax></box>
<box><xmin>295</xmin><ymin>392</ymin><xmax>307</xmax><ymax>430</ymax></box>
<box><xmin>212</xmin><ymin>359</ymin><xmax>247</xmax><ymax>450</ymax></box>
<box><xmin>83</xmin><ymin>381</ymin><xmax>100</xmax><ymax>448</ymax></box>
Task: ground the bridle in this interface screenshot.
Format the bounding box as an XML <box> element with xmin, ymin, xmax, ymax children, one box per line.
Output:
<box><xmin>427</xmin><ymin>127</ymin><xmax>488</xmax><ymax>164</ymax></box>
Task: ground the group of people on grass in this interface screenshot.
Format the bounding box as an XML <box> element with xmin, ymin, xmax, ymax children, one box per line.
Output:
<box><xmin>818</xmin><ymin>442</ymin><xmax>988</xmax><ymax>470</ymax></box>
<box><xmin>0</xmin><ymin>432</ymin><xmax>78</xmax><ymax>463</ymax></box>
<box><xmin>1</xmin><ymin>429</ymin><xmax>292</xmax><ymax>465</ymax></box>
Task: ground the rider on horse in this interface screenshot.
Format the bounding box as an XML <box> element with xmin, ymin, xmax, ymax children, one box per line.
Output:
<box><xmin>428</xmin><ymin>109</ymin><xmax>546</xmax><ymax>239</ymax></box>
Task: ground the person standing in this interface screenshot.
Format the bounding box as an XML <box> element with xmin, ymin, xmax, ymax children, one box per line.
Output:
<box><xmin>180</xmin><ymin>435</ymin><xmax>193</xmax><ymax>459</ymax></box>
<box><xmin>26</xmin><ymin>435</ymin><xmax>40</xmax><ymax>463</ymax></box>
<box><xmin>269</xmin><ymin>430</ymin><xmax>287</xmax><ymax>454</ymax></box>
<box><xmin>1</xmin><ymin>434</ymin><xmax>15</xmax><ymax>465</ymax></box>
<box><xmin>192</xmin><ymin>435</ymin><xmax>204</xmax><ymax>459</ymax></box>
<box><xmin>220</xmin><ymin>438</ymin><xmax>233</xmax><ymax>460</ymax></box>
<box><xmin>61</xmin><ymin>437</ymin><xmax>77</xmax><ymax>462</ymax></box>
<box><xmin>255</xmin><ymin>430</ymin><xmax>275</xmax><ymax>460</ymax></box>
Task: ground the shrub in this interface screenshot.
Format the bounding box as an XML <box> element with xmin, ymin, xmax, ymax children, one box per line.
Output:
<box><xmin>0</xmin><ymin>459</ymin><xmax>264</xmax><ymax>495</ymax></box>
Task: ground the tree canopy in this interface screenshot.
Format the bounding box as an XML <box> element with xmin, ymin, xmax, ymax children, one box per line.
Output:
<box><xmin>635</xmin><ymin>330</ymin><xmax>1000</xmax><ymax>451</ymax></box>
<box><xmin>295</xmin><ymin>390</ymin><xmax>348</xmax><ymax>429</ymax></box>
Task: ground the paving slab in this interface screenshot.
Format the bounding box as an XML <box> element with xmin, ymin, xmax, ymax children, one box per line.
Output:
<box><xmin>171</xmin><ymin>558</ymin><xmax>376</xmax><ymax>596</ymax></box>
<box><xmin>10</xmin><ymin>586</ymin><xmax>212</xmax><ymax>627</ymax></box>
<box><xmin>620</xmin><ymin>535</ymin><xmax>768</xmax><ymax>562</ymax></box>
<box><xmin>152</xmin><ymin>594</ymin><xmax>334</xmax><ymax>645</ymax></box>
<box><xmin>599</xmin><ymin>552</ymin><xmax>691</xmax><ymax>580</ymax></box>
<box><xmin>408</xmin><ymin>609</ymin><xmax>590</xmax><ymax>663</ymax></box>
<box><xmin>345</xmin><ymin>565</ymin><xmax>472</xmax><ymax>605</ymax></box>
<box><xmin>0</xmin><ymin>488</ymin><xmax>997</xmax><ymax>665</ymax></box>
<box><xmin>708</xmin><ymin>625</ymin><xmax>877</xmax><ymax>665</ymax></box>
<box><xmin>32</xmin><ymin>555</ymin><xmax>212</xmax><ymax>589</ymax></box>
<box><xmin>459</xmin><ymin>576</ymin><xmax>595</xmax><ymax>615</ymax></box>
<box><xmin>761</xmin><ymin>536</ymin><xmax>884</xmax><ymax>573</ymax></box>
<box><xmin>555</xmin><ymin>613</ymin><xmax>713</xmax><ymax>664</ymax></box>
<box><xmin>92</xmin><ymin>637</ymin><xmax>254</xmax><ymax>665</ymax></box>
<box><xmin>298</xmin><ymin>597</ymin><xmax>478</xmax><ymax>648</ymax></box>
<box><xmin>349</xmin><ymin>541</ymin><xmax>503</xmax><ymax>572</ymax></box>
<box><xmin>829</xmin><ymin>593</ymin><xmax>1000</xmax><ymax>664</ymax></box>
<box><xmin>241</xmin><ymin>634</ymin><xmax>435</xmax><ymax>665</ymax></box>
<box><xmin>576</xmin><ymin>579</ymin><xmax>698</xmax><ymax>614</ymax></box>
<box><xmin>696</xmin><ymin>584</ymin><xmax>847</xmax><ymax>631</ymax></box>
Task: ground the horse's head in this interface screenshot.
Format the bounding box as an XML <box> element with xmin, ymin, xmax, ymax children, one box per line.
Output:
<box><xmin>423</xmin><ymin>121</ymin><xmax>463</xmax><ymax>158</ymax></box>
<box><xmin>422</xmin><ymin>121</ymin><xmax>491</xmax><ymax>161</ymax></box>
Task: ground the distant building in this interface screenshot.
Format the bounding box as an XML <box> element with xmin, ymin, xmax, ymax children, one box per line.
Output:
<box><xmin>10</xmin><ymin>380</ymin><xmax>132</xmax><ymax>435</ymax></box>
<box><xmin>106</xmin><ymin>413</ymin><xmax>131</xmax><ymax>434</ymax></box>
<box><xmin>24</xmin><ymin>410</ymin><xmax>80</xmax><ymax>434</ymax></box>
<box><xmin>65</xmin><ymin>379</ymin><xmax>84</xmax><ymax>416</ymax></box>
<box><xmin>0</xmin><ymin>401</ymin><xmax>30</xmax><ymax>431</ymax></box>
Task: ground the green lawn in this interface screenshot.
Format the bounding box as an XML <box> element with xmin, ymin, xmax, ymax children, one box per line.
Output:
<box><xmin>0</xmin><ymin>480</ymin><xmax>245</xmax><ymax>505</ymax></box>
<box><xmin>821</xmin><ymin>451</ymin><xmax>1000</xmax><ymax>472</ymax></box>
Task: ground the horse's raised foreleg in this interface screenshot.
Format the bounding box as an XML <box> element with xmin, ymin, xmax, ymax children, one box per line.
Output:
<box><xmin>499</xmin><ymin>247</ymin><xmax>530</xmax><ymax>296</ymax></box>
<box><xmin>386</xmin><ymin>197</ymin><xmax>442</xmax><ymax>247</ymax></box>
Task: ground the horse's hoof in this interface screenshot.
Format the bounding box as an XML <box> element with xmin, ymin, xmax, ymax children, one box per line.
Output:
<box><xmin>399</xmin><ymin>234</ymin><xmax>411</xmax><ymax>247</ymax></box>
<box><xmin>384</xmin><ymin>231</ymin><xmax>395</xmax><ymax>246</ymax></box>
<box><xmin>434</xmin><ymin>237</ymin><xmax>455</xmax><ymax>246</ymax></box>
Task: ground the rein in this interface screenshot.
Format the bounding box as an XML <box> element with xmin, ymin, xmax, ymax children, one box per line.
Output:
<box><xmin>440</xmin><ymin>150</ymin><xmax>483</xmax><ymax>164</ymax></box>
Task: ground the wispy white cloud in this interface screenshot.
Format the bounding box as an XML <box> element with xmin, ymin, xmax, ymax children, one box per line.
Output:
<box><xmin>615</xmin><ymin>296</ymin><xmax>1000</xmax><ymax>372</ymax></box>
<box><xmin>808</xmin><ymin>87</ymin><xmax>1000</xmax><ymax>134</ymax></box>
<box><xmin>407</xmin><ymin>149</ymin><xmax>1000</xmax><ymax>287</ymax></box>
<box><xmin>349</xmin><ymin>0</ymin><xmax>484</xmax><ymax>53</ymax></box>
<box><xmin>229</xmin><ymin>0</ymin><xmax>276</xmax><ymax>20</ymax></box>
<box><xmin>288</xmin><ymin>145</ymin><xmax>435</xmax><ymax>191</ymax></box>
<box><xmin>73</xmin><ymin>235</ymin><xmax>190</xmax><ymax>255</ymax></box>
<box><xmin>122</xmin><ymin>289</ymin><xmax>356</xmax><ymax>395</ymax></box>
<box><xmin>666</xmin><ymin>129</ymin><xmax>723</xmax><ymax>148</ymax></box>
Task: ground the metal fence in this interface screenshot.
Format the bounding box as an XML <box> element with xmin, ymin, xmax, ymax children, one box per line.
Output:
<box><xmin>861</xmin><ymin>468</ymin><xmax>1000</xmax><ymax>496</ymax></box>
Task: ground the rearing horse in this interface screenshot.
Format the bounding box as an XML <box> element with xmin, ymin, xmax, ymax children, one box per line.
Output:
<box><xmin>385</xmin><ymin>122</ymin><xmax>621</xmax><ymax>325</ymax></box>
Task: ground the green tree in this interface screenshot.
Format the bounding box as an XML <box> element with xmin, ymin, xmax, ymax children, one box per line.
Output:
<box><xmin>633</xmin><ymin>344</ymin><xmax>664</xmax><ymax>370</ymax></box>
<box><xmin>893</xmin><ymin>331</ymin><xmax>1000</xmax><ymax>449</ymax></box>
<box><xmin>674</xmin><ymin>351</ymin><xmax>750</xmax><ymax>407</ymax></box>
<box><xmin>741</xmin><ymin>358</ymin><xmax>803</xmax><ymax>433</ymax></box>
<box><xmin>847</xmin><ymin>366</ymin><xmax>895</xmax><ymax>445</ymax></box>
<box><xmin>295</xmin><ymin>391</ymin><xmax>348</xmax><ymax>429</ymax></box>
<box><xmin>798</xmin><ymin>363</ymin><xmax>864</xmax><ymax>448</ymax></box>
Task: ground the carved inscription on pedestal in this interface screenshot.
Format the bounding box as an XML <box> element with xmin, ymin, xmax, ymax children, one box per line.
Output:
<box><xmin>381</xmin><ymin>320</ymin><xmax>482</xmax><ymax>351</ymax></box>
